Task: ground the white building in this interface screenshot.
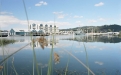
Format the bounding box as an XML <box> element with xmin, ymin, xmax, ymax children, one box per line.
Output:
<box><xmin>107</xmin><ymin>32</ymin><xmax>119</xmax><ymax>35</ymax></box>
<box><xmin>29</xmin><ymin>23</ymin><xmax>59</xmax><ymax>34</ymax></box>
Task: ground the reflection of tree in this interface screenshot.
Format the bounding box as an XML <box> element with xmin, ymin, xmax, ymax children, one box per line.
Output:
<box><xmin>0</xmin><ymin>39</ymin><xmax>16</xmax><ymax>46</ymax></box>
<box><xmin>61</xmin><ymin>36</ymin><xmax>121</xmax><ymax>43</ymax></box>
<box><xmin>20</xmin><ymin>39</ymin><xmax>25</xmax><ymax>42</ymax></box>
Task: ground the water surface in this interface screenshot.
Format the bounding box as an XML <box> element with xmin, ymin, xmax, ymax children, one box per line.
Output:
<box><xmin>0</xmin><ymin>35</ymin><xmax>121</xmax><ymax>75</ymax></box>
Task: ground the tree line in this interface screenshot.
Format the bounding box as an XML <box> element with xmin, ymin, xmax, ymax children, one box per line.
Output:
<box><xmin>60</xmin><ymin>24</ymin><xmax>121</xmax><ymax>33</ymax></box>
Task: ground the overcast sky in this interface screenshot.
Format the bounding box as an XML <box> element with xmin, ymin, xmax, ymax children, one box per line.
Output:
<box><xmin>0</xmin><ymin>0</ymin><xmax>121</xmax><ymax>30</ymax></box>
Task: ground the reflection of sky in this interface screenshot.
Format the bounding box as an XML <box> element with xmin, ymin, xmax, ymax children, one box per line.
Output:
<box><xmin>0</xmin><ymin>41</ymin><xmax>29</xmax><ymax>55</ymax></box>
<box><xmin>0</xmin><ymin>35</ymin><xmax>121</xmax><ymax>75</ymax></box>
<box><xmin>95</xmin><ymin>61</ymin><xmax>104</xmax><ymax>65</ymax></box>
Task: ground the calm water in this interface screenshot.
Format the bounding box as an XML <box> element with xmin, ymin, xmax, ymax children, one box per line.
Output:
<box><xmin>0</xmin><ymin>35</ymin><xmax>121</xmax><ymax>75</ymax></box>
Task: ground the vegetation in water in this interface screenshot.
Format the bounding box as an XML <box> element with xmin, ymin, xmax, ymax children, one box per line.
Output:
<box><xmin>0</xmin><ymin>66</ymin><xmax>3</xmax><ymax>71</ymax></box>
<box><xmin>37</xmin><ymin>36</ymin><xmax>48</xmax><ymax>49</ymax></box>
<box><xmin>54</xmin><ymin>52</ymin><xmax>60</xmax><ymax>64</ymax></box>
<box><xmin>0</xmin><ymin>39</ymin><xmax>16</xmax><ymax>46</ymax></box>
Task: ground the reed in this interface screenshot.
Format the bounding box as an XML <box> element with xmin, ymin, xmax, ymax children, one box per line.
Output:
<box><xmin>32</xmin><ymin>43</ymin><xmax>40</xmax><ymax>75</ymax></box>
<box><xmin>83</xmin><ymin>42</ymin><xmax>90</xmax><ymax>75</ymax></box>
<box><xmin>47</xmin><ymin>34</ymin><xmax>54</xmax><ymax>75</ymax></box>
<box><xmin>11</xmin><ymin>57</ymin><xmax>18</xmax><ymax>75</ymax></box>
<box><xmin>54</xmin><ymin>52</ymin><xmax>60</xmax><ymax>64</ymax></box>
<box><xmin>0</xmin><ymin>66</ymin><xmax>3</xmax><ymax>71</ymax></box>
<box><xmin>37</xmin><ymin>36</ymin><xmax>48</xmax><ymax>49</ymax></box>
<box><xmin>64</xmin><ymin>55</ymin><xmax>69</xmax><ymax>75</ymax></box>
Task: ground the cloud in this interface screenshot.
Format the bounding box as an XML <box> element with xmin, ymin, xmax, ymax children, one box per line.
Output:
<box><xmin>57</xmin><ymin>14</ymin><xmax>65</xmax><ymax>18</ymax></box>
<box><xmin>88</xmin><ymin>19</ymin><xmax>97</xmax><ymax>23</ymax></box>
<box><xmin>0</xmin><ymin>15</ymin><xmax>21</xmax><ymax>27</ymax></box>
<box><xmin>0</xmin><ymin>11</ymin><xmax>13</xmax><ymax>15</ymax></box>
<box><xmin>35</xmin><ymin>1</ymin><xmax>47</xmax><ymax>6</ymax></box>
<box><xmin>75</xmin><ymin>21</ymin><xmax>84</xmax><ymax>26</ymax></box>
<box><xmin>99</xmin><ymin>18</ymin><xmax>106</xmax><ymax>21</ymax></box>
<box><xmin>53</xmin><ymin>11</ymin><xmax>67</xmax><ymax>19</ymax></box>
<box><xmin>74</xmin><ymin>15</ymin><xmax>83</xmax><ymax>18</ymax></box>
<box><xmin>53</xmin><ymin>11</ymin><xmax>63</xmax><ymax>14</ymax></box>
<box><xmin>94</xmin><ymin>2</ymin><xmax>104</xmax><ymax>7</ymax></box>
<box><xmin>0</xmin><ymin>13</ymin><xmax>71</xmax><ymax>30</ymax></box>
<box><xmin>75</xmin><ymin>21</ymin><xmax>81</xmax><ymax>23</ymax></box>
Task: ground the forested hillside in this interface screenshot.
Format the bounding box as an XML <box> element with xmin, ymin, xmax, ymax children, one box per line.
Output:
<box><xmin>60</xmin><ymin>24</ymin><xmax>121</xmax><ymax>33</ymax></box>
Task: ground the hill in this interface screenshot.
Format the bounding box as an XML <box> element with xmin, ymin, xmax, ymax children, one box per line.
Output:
<box><xmin>60</xmin><ymin>24</ymin><xmax>121</xmax><ymax>33</ymax></box>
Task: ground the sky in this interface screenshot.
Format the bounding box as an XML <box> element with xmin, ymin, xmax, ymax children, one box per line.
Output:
<box><xmin>0</xmin><ymin>0</ymin><xmax>121</xmax><ymax>30</ymax></box>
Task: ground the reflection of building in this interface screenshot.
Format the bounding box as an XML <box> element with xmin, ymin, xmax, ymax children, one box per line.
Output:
<box><xmin>62</xmin><ymin>35</ymin><xmax>121</xmax><ymax>43</ymax></box>
<box><xmin>31</xmin><ymin>37</ymin><xmax>59</xmax><ymax>48</ymax></box>
<box><xmin>29</xmin><ymin>23</ymin><xmax>59</xmax><ymax>34</ymax></box>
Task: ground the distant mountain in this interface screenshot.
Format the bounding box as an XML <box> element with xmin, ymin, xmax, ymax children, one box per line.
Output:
<box><xmin>60</xmin><ymin>24</ymin><xmax>121</xmax><ymax>33</ymax></box>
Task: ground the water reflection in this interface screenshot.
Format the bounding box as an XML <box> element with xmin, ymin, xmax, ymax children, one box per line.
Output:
<box><xmin>95</xmin><ymin>61</ymin><xmax>103</xmax><ymax>65</ymax></box>
<box><xmin>0</xmin><ymin>35</ymin><xmax>120</xmax><ymax>75</ymax></box>
<box><xmin>62</xmin><ymin>35</ymin><xmax>121</xmax><ymax>43</ymax></box>
<box><xmin>30</xmin><ymin>36</ymin><xmax>59</xmax><ymax>49</ymax></box>
<box><xmin>55</xmin><ymin>68</ymin><xmax>81</xmax><ymax>75</ymax></box>
<box><xmin>38</xmin><ymin>63</ymin><xmax>48</xmax><ymax>68</ymax></box>
<box><xmin>0</xmin><ymin>39</ymin><xmax>16</xmax><ymax>46</ymax></box>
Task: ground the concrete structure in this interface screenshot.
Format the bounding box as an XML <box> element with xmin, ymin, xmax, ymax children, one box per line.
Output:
<box><xmin>0</xmin><ymin>30</ymin><xmax>9</xmax><ymax>37</ymax></box>
<box><xmin>107</xmin><ymin>32</ymin><xmax>119</xmax><ymax>35</ymax></box>
<box><xmin>59</xmin><ymin>30</ymin><xmax>74</xmax><ymax>34</ymax></box>
<box><xmin>9</xmin><ymin>29</ymin><xmax>16</xmax><ymax>36</ymax></box>
<box><xmin>29</xmin><ymin>23</ymin><xmax>59</xmax><ymax>34</ymax></box>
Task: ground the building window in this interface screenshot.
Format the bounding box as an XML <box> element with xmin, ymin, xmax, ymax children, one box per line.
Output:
<box><xmin>30</xmin><ymin>25</ymin><xmax>31</xmax><ymax>29</ymax></box>
<box><xmin>40</xmin><ymin>24</ymin><xmax>43</xmax><ymax>26</ymax></box>
<box><xmin>45</xmin><ymin>24</ymin><xmax>48</xmax><ymax>27</ymax></box>
<box><xmin>32</xmin><ymin>23</ymin><xmax>36</xmax><ymax>27</ymax></box>
<box><xmin>50</xmin><ymin>25</ymin><xmax>52</xmax><ymax>27</ymax></box>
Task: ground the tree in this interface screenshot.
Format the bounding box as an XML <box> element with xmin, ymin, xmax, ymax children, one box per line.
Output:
<box><xmin>108</xmin><ymin>29</ymin><xmax>112</xmax><ymax>32</ymax></box>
